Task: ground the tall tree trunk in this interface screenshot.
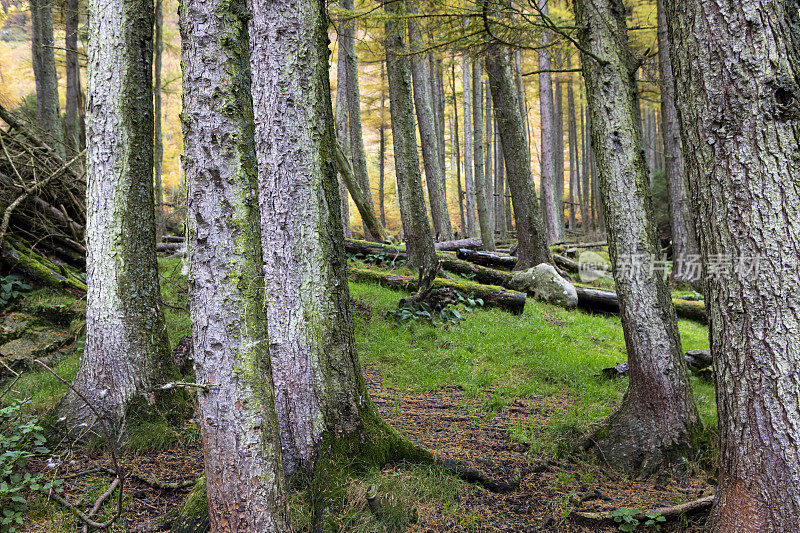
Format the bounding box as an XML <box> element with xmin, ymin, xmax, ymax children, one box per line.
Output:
<box><xmin>385</xmin><ymin>0</ymin><xmax>437</xmax><ymax>271</ymax></box>
<box><xmin>451</xmin><ymin>60</ymin><xmax>466</xmax><ymax>236</ymax></box>
<box><xmin>61</xmin><ymin>0</ymin><xmax>170</xmax><ymax>432</ymax></box>
<box><xmin>485</xmin><ymin>42</ymin><xmax>551</xmax><ymax>269</ymax></box>
<box><xmin>566</xmin><ymin>57</ymin><xmax>580</xmax><ymax>231</ymax></box>
<box><xmin>656</xmin><ymin>0</ymin><xmax>698</xmax><ymax>287</ymax></box>
<box><xmin>581</xmin><ymin>101</ymin><xmax>592</xmax><ymax>229</ymax></box>
<box><xmin>30</xmin><ymin>0</ymin><xmax>64</xmax><ymax>157</ymax></box>
<box><xmin>575</xmin><ymin>0</ymin><xmax>699</xmax><ymax>474</ymax></box>
<box><xmin>514</xmin><ymin>50</ymin><xmax>528</xmax><ymax>145</ymax></box>
<box><xmin>153</xmin><ymin>0</ymin><xmax>165</xmax><ymax>243</ymax></box>
<box><xmin>180</xmin><ymin>0</ymin><xmax>291</xmax><ymax>526</ymax></box>
<box><xmin>484</xmin><ymin>80</ymin><xmax>494</xmax><ymax>244</ymax></box>
<box><xmin>667</xmin><ymin>0</ymin><xmax>800</xmax><ymax>528</ymax></box>
<box><xmin>335</xmin><ymin>30</ymin><xmax>352</xmax><ymax>238</ymax></box>
<box><xmin>379</xmin><ymin>60</ymin><xmax>387</xmax><ymax>227</ymax></box>
<box><xmin>408</xmin><ymin>8</ymin><xmax>452</xmax><ymax>241</ymax></box>
<box><xmin>462</xmin><ymin>55</ymin><xmax>476</xmax><ymax>237</ymax></box>
<box><xmin>434</xmin><ymin>58</ymin><xmax>446</xmax><ymax>178</ymax></box>
<box><xmin>494</xmin><ymin>116</ymin><xmax>507</xmax><ymax>240</ymax></box>
<box><xmin>472</xmin><ymin>61</ymin><xmax>494</xmax><ymax>250</ymax></box>
<box><xmin>554</xmin><ymin>53</ymin><xmax>565</xmax><ymax>238</ymax></box>
<box><xmin>64</xmin><ymin>0</ymin><xmax>81</xmax><ymax>156</ymax></box>
<box><xmin>537</xmin><ymin>0</ymin><xmax>560</xmax><ymax>243</ymax></box>
<box><xmin>249</xmin><ymin>0</ymin><xmax>414</xmax><ymax>482</ymax></box>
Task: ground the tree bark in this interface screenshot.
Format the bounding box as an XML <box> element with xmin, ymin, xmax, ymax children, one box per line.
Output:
<box><xmin>451</xmin><ymin>60</ymin><xmax>466</xmax><ymax>236</ymax></box>
<box><xmin>472</xmin><ymin>62</ymin><xmax>495</xmax><ymax>251</ymax></box>
<box><xmin>537</xmin><ymin>0</ymin><xmax>560</xmax><ymax>243</ymax></box>
<box><xmin>408</xmin><ymin>8</ymin><xmax>452</xmax><ymax>241</ymax></box>
<box><xmin>553</xmin><ymin>53</ymin><xmax>565</xmax><ymax>238</ymax></box>
<box><xmin>153</xmin><ymin>0</ymin><xmax>165</xmax><ymax>243</ymax></box>
<box><xmin>64</xmin><ymin>0</ymin><xmax>82</xmax><ymax>156</ymax></box>
<box><xmin>379</xmin><ymin>60</ymin><xmax>387</xmax><ymax>227</ymax></box>
<box><xmin>667</xmin><ymin>0</ymin><xmax>800</xmax><ymax>528</ymax></box>
<box><xmin>484</xmin><ymin>81</ymin><xmax>494</xmax><ymax>241</ymax></box>
<box><xmin>335</xmin><ymin>28</ymin><xmax>352</xmax><ymax>238</ymax></box>
<box><xmin>30</xmin><ymin>0</ymin><xmax>64</xmax><ymax>157</ymax></box>
<box><xmin>494</xmin><ymin>116</ymin><xmax>507</xmax><ymax>240</ymax></box>
<box><xmin>384</xmin><ymin>1</ymin><xmax>438</xmax><ymax>272</ymax></box>
<box><xmin>656</xmin><ymin>0</ymin><xmax>698</xmax><ymax>287</ymax></box>
<box><xmin>180</xmin><ymin>0</ymin><xmax>291</xmax><ymax>526</ymax></box>
<box><xmin>250</xmin><ymin>0</ymin><xmax>415</xmax><ymax>482</ymax></box>
<box><xmin>575</xmin><ymin>0</ymin><xmax>699</xmax><ymax>474</ymax></box>
<box><xmin>462</xmin><ymin>55</ymin><xmax>476</xmax><ymax>237</ymax></box>
<box><xmin>485</xmin><ymin>42</ymin><xmax>551</xmax><ymax>270</ymax></box>
<box><xmin>61</xmin><ymin>0</ymin><xmax>170</xmax><ymax>433</ymax></box>
<box><xmin>566</xmin><ymin>57</ymin><xmax>580</xmax><ymax>231</ymax></box>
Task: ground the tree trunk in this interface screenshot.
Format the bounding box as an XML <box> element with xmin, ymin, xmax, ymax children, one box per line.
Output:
<box><xmin>153</xmin><ymin>0</ymin><xmax>165</xmax><ymax>243</ymax></box>
<box><xmin>250</xmin><ymin>0</ymin><xmax>418</xmax><ymax>483</ymax></box>
<box><xmin>575</xmin><ymin>0</ymin><xmax>699</xmax><ymax>474</ymax></box>
<box><xmin>484</xmin><ymin>80</ymin><xmax>494</xmax><ymax>244</ymax></box>
<box><xmin>472</xmin><ymin>61</ymin><xmax>495</xmax><ymax>251</ymax></box>
<box><xmin>61</xmin><ymin>0</ymin><xmax>170</xmax><ymax>433</ymax></box>
<box><xmin>494</xmin><ymin>116</ymin><xmax>507</xmax><ymax>240</ymax></box>
<box><xmin>566</xmin><ymin>57</ymin><xmax>580</xmax><ymax>231</ymax></box>
<box><xmin>335</xmin><ymin>28</ymin><xmax>352</xmax><ymax>238</ymax></box>
<box><xmin>383</xmin><ymin>1</ymin><xmax>438</xmax><ymax>272</ymax></box>
<box><xmin>485</xmin><ymin>42</ymin><xmax>551</xmax><ymax>270</ymax></box>
<box><xmin>379</xmin><ymin>61</ymin><xmax>387</xmax><ymax>228</ymax></box>
<box><xmin>64</xmin><ymin>0</ymin><xmax>81</xmax><ymax>156</ymax></box>
<box><xmin>408</xmin><ymin>9</ymin><xmax>452</xmax><ymax>241</ymax></box>
<box><xmin>667</xmin><ymin>0</ymin><xmax>800</xmax><ymax>528</ymax></box>
<box><xmin>462</xmin><ymin>55</ymin><xmax>476</xmax><ymax>237</ymax></box>
<box><xmin>434</xmin><ymin>58</ymin><xmax>447</xmax><ymax>181</ymax></box>
<box><xmin>553</xmin><ymin>53</ymin><xmax>565</xmax><ymax>239</ymax></box>
<box><xmin>451</xmin><ymin>60</ymin><xmax>466</xmax><ymax>236</ymax></box>
<box><xmin>180</xmin><ymin>0</ymin><xmax>291</xmax><ymax>526</ymax></box>
<box><xmin>30</xmin><ymin>0</ymin><xmax>64</xmax><ymax>157</ymax></box>
<box><xmin>537</xmin><ymin>0</ymin><xmax>560</xmax><ymax>243</ymax></box>
<box><xmin>656</xmin><ymin>0</ymin><xmax>698</xmax><ymax>287</ymax></box>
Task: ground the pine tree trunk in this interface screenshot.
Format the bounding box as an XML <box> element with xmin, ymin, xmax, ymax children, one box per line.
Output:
<box><xmin>537</xmin><ymin>0</ymin><xmax>560</xmax><ymax>243</ymax></box>
<box><xmin>462</xmin><ymin>55</ymin><xmax>476</xmax><ymax>237</ymax></box>
<box><xmin>472</xmin><ymin>62</ymin><xmax>494</xmax><ymax>250</ymax></box>
<box><xmin>566</xmin><ymin>57</ymin><xmax>580</xmax><ymax>231</ymax></box>
<box><xmin>153</xmin><ymin>0</ymin><xmax>165</xmax><ymax>243</ymax></box>
<box><xmin>379</xmin><ymin>61</ymin><xmax>387</xmax><ymax>228</ymax></box>
<box><xmin>384</xmin><ymin>0</ymin><xmax>438</xmax><ymax>271</ymax></box>
<box><xmin>180</xmin><ymin>0</ymin><xmax>291</xmax><ymax>527</ymax></box>
<box><xmin>451</xmin><ymin>61</ymin><xmax>466</xmax><ymax>236</ymax></box>
<box><xmin>30</xmin><ymin>0</ymin><xmax>64</xmax><ymax>157</ymax></box>
<box><xmin>250</xmin><ymin>0</ymin><xmax>410</xmax><ymax>481</ymax></box>
<box><xmin>61</xmin><ymin>0</ymin><xmax>170</xmax><ymax>433</ymax></box>
<box><xmin>341</xmin><ymin>0</ymin><xmax>377</xmax><ymax>238</ymax></box>
<box><xmin>335</xmin><ymin>30</ymin><xmax>352</xmax><ymax>238</ymax></box>
<box><xmin>408</xmin><ymin>8</ymin><xmax>452</xmax><ymax>241</ymax></box>
<box><xmin>553</xmin><ymin>54</ymin><xmax>565</xmax><ymax>239</ymax></box>
<box><xmin>484</xmin><ymin>80</ymin><xmax>494</xmax><ymax>244</ymax></box>
<box><xmin>494</xmin><ymin>116</ymin><xmax>506</xmax><ymax>240</ymax></box>
<box><xmin>656</xmin><ymin>0</ymin><xmax>698</xmax><ymax>287</ymax></box>
<box><xmin>667</xmin><ymin>0</ymin><xmax>800</xmax><ymax>528</ymax></box>
<box><xmin>64</xmin><ymin>0</ymin><xmax>81</xmax><ymax>156</ymax></box>
<box><xmin>485</xmin><ymin>42</ymin><xmax>551</xmax><ymax>270</ymax></box>
<box><xmin>575</xmin><ymin>0</ymin><xmax>699</xmax><ymax>474</ymax></box>
<box><xmin>435</xmin><ymin>58</ymin><xmax>446</xmax><ymax>178</ymax></box>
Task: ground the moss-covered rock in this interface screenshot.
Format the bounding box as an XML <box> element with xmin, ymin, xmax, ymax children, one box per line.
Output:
<box><xmin>172</xmin><ymin>478</ymin><xmax>209</xmax><ymax>533</ymax></box>
<box><xmin>0</xmin><ymin>327</ymin><xmax>69</xmax><ymax>370</ymax></box>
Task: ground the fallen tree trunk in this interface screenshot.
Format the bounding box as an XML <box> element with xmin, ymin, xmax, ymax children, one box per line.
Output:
<box><xmin>162</xmin><ymin>235</ymin><xmax>185</xmax><ymax>243</ymax></box>
<box><xmin>571</xmin><ymin>495</ymin><xmax>714</xmax><ymax>525</ymax></box>
<box><xmin>2</xmin><ymin>238</ymin><xmax>86</xmax><ymax>291</ymax></box>
<box><xmin>348</xmin><ymin>267</ymin><xmax>526</xmax><ymax>314</ymax></box>
<box><xmin>575</xmin><ymin>285</ymin><xmax>706</xmax><ymax>323</ymax></box>
<box><xmin>156</xmin><ymin>242</ymin><xmax>183</xmax><ymax>253</ymax></box>
<box><xmin>456</xmin><ymin>248</ymin><xmax>516</xmax><ymax>269</ymax></box>
<box><xmin>435</xmin><ymin>238</ymin><xmax>482</xmax><ymax>251</ymax></box>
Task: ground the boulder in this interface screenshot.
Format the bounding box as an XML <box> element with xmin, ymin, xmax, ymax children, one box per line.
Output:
<box><xmin>0</xmin><ymin>327</ymin><xmax>69</xmax><ymax>372</ymax></box>
<box><xmin>509</xmin><ymin>263</ymin><xmax>578</xmax><ymax>309</ymax></box>
<box><xmin>0</xmin><ymin>313</ymin><xmax>39</xmax><ymax>343</ymax></box>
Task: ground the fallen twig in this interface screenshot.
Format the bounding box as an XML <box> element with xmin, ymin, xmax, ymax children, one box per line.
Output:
<box><xmin>571</xmin><ymin>495</ymin><xmax>714</xmax><ymax>524</ymax></box>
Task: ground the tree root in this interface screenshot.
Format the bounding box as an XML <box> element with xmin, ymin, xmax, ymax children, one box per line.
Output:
<box><xmin>570</xmin><ymin>495</ymin><xmax>714</xmax><ymax>524</ymax></box>
<box><xmin>97</xmin><ymin>465</ymin><xmax>196</xmax><ymax>490</ymax></box>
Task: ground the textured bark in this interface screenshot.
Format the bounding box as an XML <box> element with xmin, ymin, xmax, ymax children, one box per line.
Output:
<box><xmin>379</xmin><ymin>60</ymin><xmax>387</xmax><ymax>227</ymax></box>
<box><xmin>341</xmin><ymin>0</ymin><xmax>376</xmax><ymax>231</ymax></box>
<box><xmin>408</xmin><ymin>9</ymin><xmax>452</xmax><ymax>241</ymax></box>
<box><xmin>61</xmin><ymin>0</ymin><xmax>170</xmax><ymax>432</ymax></box>
<box><xmin>180</xmin><ymin>0</ymin><xmax>291</xmax><ymax>527</ymax></box>
<box><xmin>667</xmin><ymin>0</ymin><xmax>800</xmax><ymax>529</ymax></box>
<box><xmin>451</xmin><ymin>61</ymin><xmax>466</xmax><ymax>236</ymax></box>
<box><xmin>484</xmin><ymin>81</ymin><xmax>495</xmax><ymax>244</ymax></box>
<box><xmin>656</xmin><ymin>0</ymin><xmax>698</xmax><ymax>287</ymax></box>
<box><xmin>553</xmin><ymin>54</ymin><xmax>565</xmax><ymax>237</ymax></box>
<box><xmin>385</xmin><ymin>0</ymin><xmax>438</xmax><ymax>271</ymax></box>
<box><xmin>64</xmin><ymin>0</ymin><xmax>82</xmax><ymax>155</ymax></box>
<box><xmin>575</xmin><ymin>0</ymin><xmax>698</xmax><ymax>474</ymax></box>
<box><xmin>494</xmin><ymin>116</ymin><xmax>506</xmax><ymax>240</ymax></box>
<box><xmin>153</xmin><ymin>0</ymin><xmax>165</xmax><ymax>243</ymax></box>
<box><xmin>485</xmin><ymin>44</ymin><xmax>551</xmax><ymax>270</ymax></box>
<box><xmin>462</xmin><ymin>55</ymin><xmax>477</xmax><ymax>237</ymax></box>
<box><xmin>472</xmin><ymin>62</ymin><xmax>494</xmax><ymax>251</ymax></box>
<box><xmin>250</xmin><ymin>0</ymin><xmax>388</xmax><ymax>480</ymax></box>
<box><xmin>566</xmin><ymin>57</ymin><xmax>580</xmax><ymax>231</ymax></box>
<box><xmin>537</xmin><ymin>1</ymin><xmax>560</xmax><ymax>243</ymax></box>
<box><xmin>335</xmin><ymin>31</ymin><xmax>352</xmax><ymax>238</ymax></box>
<box><xmin>434</xmin><ymin>58</ymin><xmax>447</xmax><ymax>179</ymax></box>
<box><xmin>30</xmin><ymin>0</ymin><xmax>64</xmax><ymax>157</ymax></box>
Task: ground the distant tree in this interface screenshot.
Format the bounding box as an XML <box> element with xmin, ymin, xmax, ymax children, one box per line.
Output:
<box><xmin>30</xmin><ymin>0</ymin><xmax>64</xmax><ymax>156</ymax></box>
<box><xmin>537</xmin><ymin>0</ymin><xmax>560</xmax><ymax>243</ymax></box>
<box><xmin>64</xmin><ymin>0</ymin><xmax>82</xmax><ymax>155</ymax></box>
<box><xmin>575</xmin><ymin>0</ymin><xmax>699</xmax><ymax>473</ymax></box>
<box><xmin>668</xmin><ymin>0</ymin><xmax>800</xmax><ymax>528</ymax></box>
<box><xmin>60</xmin><ymin>0</ymin><xmax>170</xmax><ymax>433</ymax></box>
<box><xmin>473</xmin><ymin>62</ymin><xmax>495</xmax><ymax>250</ymax></box>
<box><xmin>462</xmin><ymin>54</ymin><xmax>477</xmax><ymax>237</ymax></box>
<box><xmin>384</xmin><ymin>0</ymin><xmax>438</xmax><ymax>271</ymax></box>
<box><xmin>180</xmin><ymin>0</ymin><xmax>291</xmax><ymax>527</ymax></box>
<box><xmin>153</xmin><ymin>0</ymin><xmax>165</xmax><ymax>243</ymax></box>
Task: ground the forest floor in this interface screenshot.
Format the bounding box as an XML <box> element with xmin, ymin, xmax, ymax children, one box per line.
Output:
<box><xmin>6</xmin><ymin>258</ymin><xmax>718</xmax><ymax>532</ymax></box>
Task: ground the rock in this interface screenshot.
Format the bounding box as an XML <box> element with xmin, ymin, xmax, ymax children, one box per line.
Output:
<box><xmin>508</xmin><ymin>263</ymin><xmax>578</xmax><ymax>309</ymax></box>
<box><xmin>0</xmin><ymin>328</ymin><xmax>69</xmax><ymax>371</ymax></box>
<box><xmin>0</xmin><ymin>313</ymin><xmax>39</xmax><ymax>343</ymax></box>
<box><xmin>601</xmin><ymin>361</ymin><xmax>629</xmax><ymax>379</ymax></box>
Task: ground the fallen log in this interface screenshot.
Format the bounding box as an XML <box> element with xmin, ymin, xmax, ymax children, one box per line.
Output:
<box><xmin>156</xmin><ymin>242</ymin><xmax>183</xmax><ymax>253</ymax></box>
<box><xmin>603</xmin><ymin>350</ymin><xmax>713</xmax><ymax>379</ymax></box>
<box><xmin>348</xmin><ymin>267</ymin><xmax>526</xmax><ymax>315</ymax></box>
<box><xmin>456</xmin><ymin>248</ymin><xmax>516</xmax><ymax>269</ymax></box>
<box><xmin>435</xmin><ymin>238</ymin><xmax>482</xmax><ymax>251</ymax></box>
<box><xmin>574</xmin><ymin>285</ymin><xmax>706</xmax><ymax>323</ymax></box>
<box><xmin>162</xmin><ymin>235</ymin><xmax>185</xmax><ymax>243</ymax></box>
<box><xmin>2</xmin><ymin>238</ymin><xmax>86</xmax><ymax>291</ymax></box>
<box><xmin>571</xmin><ymin>495</ymin><xmax>714</xmax><ymax>525</ymax></box>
